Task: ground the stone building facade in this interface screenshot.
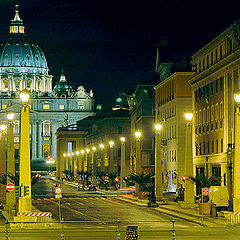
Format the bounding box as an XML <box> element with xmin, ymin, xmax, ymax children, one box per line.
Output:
<box><xmin>0</xmin><ymin>6</ymin><xmax>94</xmax><ymax>170</ymax></box>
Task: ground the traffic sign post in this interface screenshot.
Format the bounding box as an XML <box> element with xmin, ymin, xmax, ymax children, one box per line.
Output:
<box><xmin>6</xmin><ymin>183</ymin><xmax>15</xmax><ymax>192</ymax></box>
<box><xmin>54</xmin><ymin>187</ymin><xmax>63</xmax><ymax>195</ymax></box>
<box><xmin>202</xmin><ymin>187</ymin><xmax>209</xmax><ymax>196</ymax></box>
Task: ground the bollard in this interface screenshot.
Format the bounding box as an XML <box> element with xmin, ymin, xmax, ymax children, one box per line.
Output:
<box><xmin>117</xmin><ymin>218</ymin><xmax>120</xmax><ymax>240</ymax></box>
<box><xmin>5</xmin><ymin>220</ymin><xmax>9</xmax><ymax>240</ymax></box>
<box><xmin>61</xmin><ymin>218</ymin><xmax>64</xmax><ymax>240</ymax></box>
<box><xmin>172</xmin><ymin>218</ymin><xmax>176</xmax><ymax>240</ymax></box>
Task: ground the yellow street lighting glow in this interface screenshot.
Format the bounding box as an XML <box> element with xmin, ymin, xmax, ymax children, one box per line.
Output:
<box><xmin>0</xmin><ymin>124</ymin><xmax>7</xmax><ymax>131</ymax></box>
<box><xmin>234</xmin><ymin>91</ymin><xmax>240</xmax><ymax>103</ymax></box>
<box><xmin>92</xmin><ymin>146</ymin><xmax>96</xmax><ymax>151</ymax></box>
<box><xmin>135</xmin><ymin>131</ymin><xmax>141</xmax><ymax>139</ymax></box>
<box><xmin>72</xmin><ymin>152</ymin><xmax>75</xmax><ymax>156</ymax></box>
<box><xmin>99</xmin><ymin>144</ymin><xmax>104</xmax><ymax>149</ymax></box>
<box><xmin>67</xmin><ymin>153</ymin><xmax>70</xmax><ymax>157</ymax></box>
<box><xmin>81</xmin><ymin>150</ymin><xmax>85</xmax><ymax>154</ymax></box>
<box><xmin>7</xmin><ymin>112</ymin><xmax>14</xmax><ymax>121</ymax></box>
<box><xmin>155</xmin><ymin>124</ymin><xmax>162</xmax><ymax>131</ymax></box>
<box><xmin>184</xmin><ymin>113</ymin><xmax>193</xmax><ymax>121</ymax></box>
<box><xmin>86</xmin><ymin>148</ymin><xmax>90</xmax><ymax>153</ymax></box>
<box><xmin>109</xmin><ymin>141</ymin><xmax>114</xmax><ymax>146</ymax></box>
<box><xmin>76</xmin><ymin>151</ymin><xmax>79</xmax><ymax>155</ymax></box>
<box><xmin>120</xmin><ymin>137</ymin><xmax>126</xmax><ymax>142</ymax></box>
<box><xmin>63</xmin><ymin>153</ymin><xmax>67</xmax><ymax>157</ymax></box>
<box><xmin>20</xmin><ymin>89</ymin><xmax>30</xmax><ymax>103</ymax></box>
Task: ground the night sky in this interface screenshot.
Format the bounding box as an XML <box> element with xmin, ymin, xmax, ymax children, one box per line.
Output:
<box><xmin>0</xmin><ymin>0</ymin><xmax>239</xmax><ymax>108</ymax></box>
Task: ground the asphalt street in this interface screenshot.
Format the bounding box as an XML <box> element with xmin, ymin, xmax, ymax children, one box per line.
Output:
<box><xmin>1</xmin><ymin>177</ymin><xmax>231</xmax><ymax>239</ymax></box>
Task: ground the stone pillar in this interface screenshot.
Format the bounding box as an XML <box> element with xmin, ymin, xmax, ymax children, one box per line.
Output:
<box><xmin>52</xmin><ymin>121</ymin><xmax>57</xmax><ymax>161</ymax></box>
<box><xmin>120</xmin><ymin>141</ymin><xmax>126</xmax><ymax>189</ymax></box>
<box><xmin>32</xmin><ymin>121</ymin><xmax>37</xmax><ymax>160</ymax></box>
<box><xmin>38</xmin><ymin>121</ymin><xmax>43</xmax><ymax>159</ymax></box>
<box><xmin>6</xmin><ymin>121</ymin><xmax>15</xmax><ymax>211</ymax></box>
<box><xmin>233</xmin><ymin>107</ymin><xmax>240</xmax><ymax>211</ymax></box>
<box><xmin>0</xmin><ymin>131</ymin><xmax>6</xmax><ymax>204</ymax></box>
<box><xmin>155</xmin><ymin>132</ymin><xmax>163</xmax><ymax>201</ymax></box>
<box><xmin>184</xmin><ymin>122</ymin><xmax>195</xmax><ymax>204</ymax></box>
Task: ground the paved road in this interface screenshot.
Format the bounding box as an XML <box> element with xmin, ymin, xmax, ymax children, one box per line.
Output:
<box><xmin>20</xmin><ymin>177</ymin><xmax>239</xmax><ymax>240</ymax></box>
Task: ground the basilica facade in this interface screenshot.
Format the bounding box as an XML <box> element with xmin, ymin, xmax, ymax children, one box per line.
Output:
<box><xmin>0</xmin><ymin>5</ymin><xmax>95</xmax><ymax>169</ymax></box>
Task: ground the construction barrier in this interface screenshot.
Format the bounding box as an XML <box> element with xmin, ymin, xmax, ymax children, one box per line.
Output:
<box><xmin>16</xmin><ymin>212</ymin><xmax>52</xmax><ymax>223</ymax></box>
<box><xmin>228</xmin><ymin>212</ymin><xmax>240</xmax><ymax>225</ymax></box>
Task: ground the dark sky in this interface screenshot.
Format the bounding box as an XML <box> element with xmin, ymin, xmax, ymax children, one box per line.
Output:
<box><xmin>0</xmin><ymin>0</ymin><xmax>239</xmax><ymax>108</ymax></box>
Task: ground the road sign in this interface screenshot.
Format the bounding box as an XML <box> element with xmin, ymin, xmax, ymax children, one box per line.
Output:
<box><xmin>55</xmin><ymin>194</ymin><xmax>62</xmax><ymax>199</ymax></box>
<box><xmin>202</xmin><ymin>187</ymin><xmax>209</xmax><ymax>196</ymax></box>
<box><xmin>6</xmin><ymin>183</ymin><xmax>15</xmax><ymax>192</ymax></box>
<box><xmin>54</xmin><ymin>187</ymin><xmax>63</xmax><ymax>195</ymax></box>
<box><xmin>126</xmin><ymin>225</ymin><xmax>138</xmax><ymax>240</ymax></box>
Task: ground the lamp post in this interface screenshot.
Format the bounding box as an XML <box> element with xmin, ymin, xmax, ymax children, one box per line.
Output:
<box><xmin>6</xmin><ymin>112</ymin><xmax>15</xmax><ymax>212</ymax></box>
<box><xmin>76</xmin><ymin>151</ymin><xmax>79</xmax><ymax>171</ymax></box>
<box><xmin>71</xmin><ymin>152</ymin><xmax>75</xmax><ymax>175</ymax></box>
<box><xmin>91</xmin><ymin>146</ymin><xmax>97</xmax><ymax>186</ymax></box>
<box><xmin>81</xmin><ymin>150</ymin><xmax>85</xmax><ymax>172</ymax></box>
<box><xmin>184</xmin><ymin>113</ymin><xmax>195</xmax><ymax>204</ymax></box>
<box><xmin>233</xmin><ymin>92</ymin><xmax>240</xmax><ymax>211</ymax></box>
<box><xmin>99</xmin><ymin>144</ymin><xmax>104</xmax><ymax>171</ymax></box>
<box><xmin>120</xmin><ymin>137</ymin><xmax>126</xmax><ymax>189</ymax></box>
<box><xmin>0</xmin><ymin>123</ymin><xmax>7</xmax><ymax>204</ymax></box>
<box><xmin>109</xmin><ymin>141</ymin><xmax>114</xmax><ymax>172</ymax></box>
<box><xmin>19</xmin><ymin>89</ymin><xmax>31</xmax><ymax>213</ymax></box>
<box><xmin>67</xmin><ymin>153</ymin><xmax>70</xmax><ymax>171</ymax></box>
<box><xmin>85</xmin><ymin>148</ymin><xmax>90</xmax><ymax>171</ymax></box>
<box><xmin>135</xmin><ymin>131</ymin><xmax>142</xmax><ymax>195</ymax></box>
<box><xmin>155</xmin><ymin>123</ymin><xmax>163</xmax><ymax>201</ymax></box>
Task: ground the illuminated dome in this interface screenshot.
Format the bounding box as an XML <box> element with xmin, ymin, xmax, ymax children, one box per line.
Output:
<box><xmin>0</xmin><ymin>5</ymin><xmax>48</xmax><ymax>75</ymax></box>
<box><xmin>53</xmin><ymin>72</ymin><xmax>73</xmax><ymax>97</ymax></box>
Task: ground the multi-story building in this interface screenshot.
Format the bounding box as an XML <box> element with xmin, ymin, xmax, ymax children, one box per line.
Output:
<box><xmin>189</xmin><ymin>20</ymin><xmax>240</xmax><ymax>199</ymax></box>
<box><xmin>56</xmin><ymin>109</ymin><xmax>131</xmax><ymax>179</ymax></box>
<box><xmin>128</xmin><ymin>83</ymin><xmax>156</xmax><ymax>175</ymax></box>
<box><xmin>155</xmin><ymin>55</ymin><xmax>193</xmax><ymax>192</ymax></box>
<box><xmin>0</xmin><ymin>5</ymin><xmax>94</xmax><ymax>170</ymax></box>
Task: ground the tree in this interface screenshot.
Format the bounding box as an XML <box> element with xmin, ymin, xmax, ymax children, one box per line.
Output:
<box><xmin>188</xmin><ymin>174</ymin><xmax>221</xmax><ymax>196</ymax></box>
<box><xmin>129</xmin><ymin>173</ymin><xmax>151</xmax><ymax>191</ymax></box>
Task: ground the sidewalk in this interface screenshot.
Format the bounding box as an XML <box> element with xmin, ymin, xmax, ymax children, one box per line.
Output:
<box><xmin>118</xmin><ymin>194</ymin><xmax>230</xmax><ymax>227</ymax></box>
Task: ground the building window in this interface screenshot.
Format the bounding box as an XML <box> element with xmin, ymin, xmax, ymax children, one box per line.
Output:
<box><xmin>210</xmin><ymin>82</ymin><xmax>214</xmax><ymax>95</ymax></box>
<box><xmin>211</xmin><ymin>52</ymin><xmax>213</xmax><ymax>65</ymax></box>
<box><xmin>43</xmin><ymin>104</ymin><xmax>50</xmax><ymax>110</ymax></box>
<box><xmin>221</xmin><ymin>139</ymin><xmax>223</xmax><ymax>152</ymax></box>
<box><xmin>2</xmin><ymin>104</ymin><xmax>7</xmax><ymax>109</ymax></box>
<box><xmin>78</xmin><ymin>101</ymin><xmax>84</xmax><ymax>109</ymax></box>
<box><xmin>207</xmin><ymin>55</ymin><xmax>209</xmax><ymax>67</ymax></box>
<box><xmin>220</xmin><ymin>46</ymin><xmax>223</xmax><ymax>59</ymax></box>
<box><xmin>215</xmin><ymin>49</ymin><xmax>218</xmax><ymax>63</ymax></box>
<box><xmin>220</xmin><ymin>77</ymin><xmax>223</xmax><ymax>91</ymax></box>
<box><xmin>118</xmin><ymin>127</ymin><xmax>122</xmax><ymax>134</ymax></box>
<box><xmin>59</xmin><ymin>104</ymin><xmax>65</xmax><ymax>110</ymax></box>
<box><xmin>216</xmin><ymin>139</ymin><xmax>218</xmax><ymax>153</ymax></box>
<box><xmin>212</xmin><ymin>166</ymin><xmax>221</xmax><ymax>179</ymax></box>
<box><xmin>215</xmin><ymin>79</ymin><xmax>218</xmax><ymax>93</ymax></box>
<box><xmin>207</xmin><ymin>141</ymin><xmax>210</xmax><ymax>154</ymax></box>
<box><xmin>43</xmin><ymin>121</ymin><xmax>51</xmax><ymax>136</ymax></box>
<box><xmin>203</xmin><ymin>58</ymin><xmax>205</xmax><ymax>70</ymax></box>
<box><xmin>212</xmin><ymin>140</ymin><xmax>214</xmax><ymax>153</ymax></box>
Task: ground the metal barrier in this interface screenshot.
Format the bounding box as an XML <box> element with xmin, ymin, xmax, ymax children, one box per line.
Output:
<box><xmin>2</xmin><ymin>219</ymin><xmax>176</xmax><ymax>240</ymax></box>
<box><xmin>228</xmin><ymin>212</ymin><xmax>240</xmax><ymax>226</ymax></box>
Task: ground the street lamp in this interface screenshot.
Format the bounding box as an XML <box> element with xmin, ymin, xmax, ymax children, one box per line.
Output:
<box><xmin>0</xmin><ymin>123</ymin><xmax>7</xmax><ymax>204</ymax></box>
<box><xmin>19</xmin><ymin>89</ymin><xmax>31</xmax><ymax>213</ymax></box>
<box><xmin>234</xmin><ymin>91</ymin><xmax>240</xmax><ymax>211</ymax></box>
<box><xmin>99</xmin><ymin>144</ymin><xmax>104</xmax><ymax>171</ymax></box>
<box><xmin>6</xmin><ymin>112</ymin><xmax>15</xmax><ymax>212</ymax></box>
<box><xmin>67</xmin><ymin>153</ymin><xmax>70</xmax><ymax>171</ymax></box>
<box><xmin>155</xmin><ymin>123</ymin><xmax>163</xmax><ymax>201</ymax></box>
<box><xmin>81</xmin><ymin>150</ymin><xmax>85</xmax><ymax>172</ymax></box>
<box><xmin>109</xmin><ymin>141</ymin><xmax>114</xmax><ymax>172</ymax></box>
<box><xmin>76</xmin><ymin>151</ymin><xmax>79</xmax><ymax>172</ymax></box>
<box><xmin>184</xmin><ymin>113</ymin><xmax>194</xmax><ymax>205</ymax></box>
<box><xmin>120</xmin><ymin>137</ymin><xmax>126</xmax><ymax>189</ymax></box>
<box><xmin>85</xmin><ymin>148</ymin><xmax>90</xmax><ymax>171</ymax></box>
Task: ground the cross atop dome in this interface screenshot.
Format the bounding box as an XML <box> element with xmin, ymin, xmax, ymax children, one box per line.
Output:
<box><xmin>10</xmin><ymin>4</ymin><xmax>25</xmax><ymax>35</ymax></box>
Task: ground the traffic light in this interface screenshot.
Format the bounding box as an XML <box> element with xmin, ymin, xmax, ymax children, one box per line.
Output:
<box><xmin>47</xmin><ymin>155</ymin><xmax>51</xmax><ymax>159</ymax></box>
<box><xmin>24</xmin><ymin>186</ymin><xmax>29</xmax><ymax>196</ymax></box>
<box><xmin>114</xmin><ymin>177</ymin><xmax>120</xmax><ymax>183</ymax></box>
<box><xmin>15</xmin><ymin>186</ymin><xmax>20</xmax><ymax>197</ymax></box>
<box><xmin>182</xmin><ymin>176</ymin><xmax>186</xmax><ymax>182</ymax></box>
